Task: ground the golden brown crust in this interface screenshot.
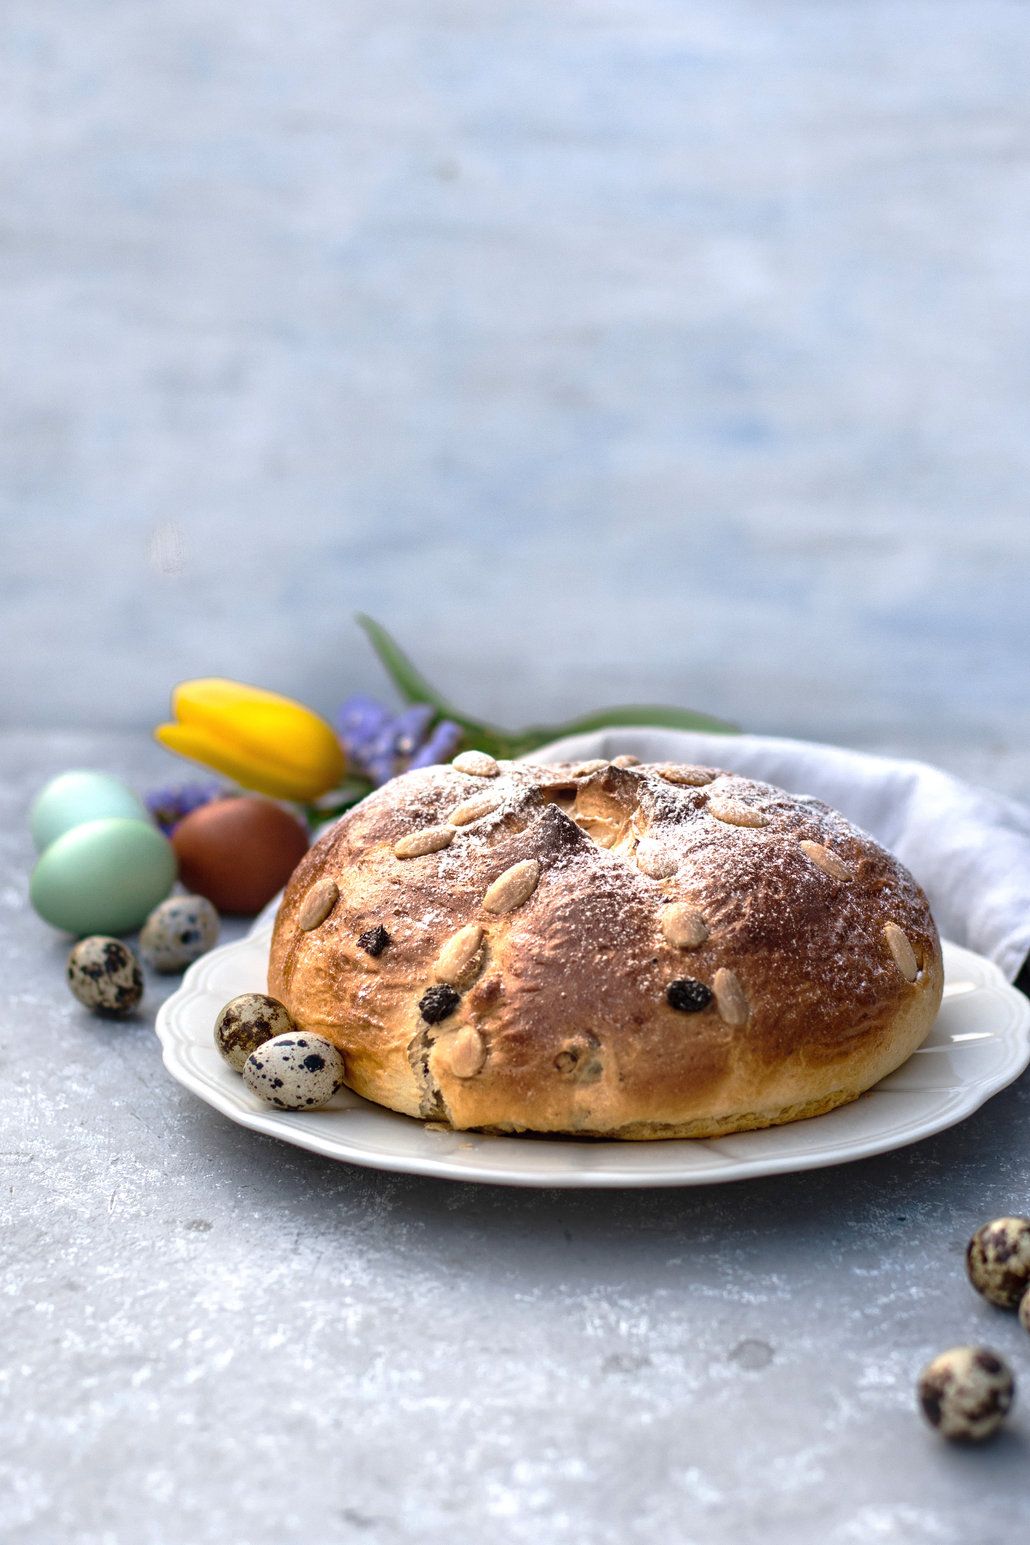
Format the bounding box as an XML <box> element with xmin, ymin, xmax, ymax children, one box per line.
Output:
<box><xmin>267</xmin><ymin>759</ymin><xmax>944</xmax><ymax>1139</ymax></box>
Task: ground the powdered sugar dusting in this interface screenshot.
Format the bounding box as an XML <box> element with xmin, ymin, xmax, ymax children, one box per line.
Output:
<box><xmin>341</xmin><ymin>761</ymin><xmax>938</xmax><ymax>1009</ymax></box>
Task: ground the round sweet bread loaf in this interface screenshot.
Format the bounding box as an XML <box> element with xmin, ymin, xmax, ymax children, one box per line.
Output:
<box><xmin>267</xmin><ymin>757</ymin><xmax>944</xmax><ymax>1139</ymax></box>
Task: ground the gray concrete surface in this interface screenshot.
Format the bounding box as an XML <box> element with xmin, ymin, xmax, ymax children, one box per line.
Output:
<box><xmin>3</xmin><ymin>730</ymin><xmax>1030</xmax><ymax>1544</ymax></box>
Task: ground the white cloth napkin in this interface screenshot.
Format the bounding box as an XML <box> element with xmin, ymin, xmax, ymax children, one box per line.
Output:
<box><xmin>523</xmin><ymin>728</ymin><xmax>1030</xmax><ymax>984</ymax></box>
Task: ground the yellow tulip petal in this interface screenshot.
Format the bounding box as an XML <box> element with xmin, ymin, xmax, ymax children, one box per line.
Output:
<box><xmin>171</xmin><ymin>680</ymin><xmax>344</xmax><ymax>789</ymax></box>
<box><xmin>155</xmin><ymin>722</ymin><xmax>332</xmax><ymax>802</ymax></box>
<box><xmin>160</xmin><ymin>680</ymin><xmax>345</xmax><ymax>799</ymax></box>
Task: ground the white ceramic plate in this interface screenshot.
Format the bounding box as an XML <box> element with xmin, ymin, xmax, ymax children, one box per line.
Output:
<box><xmin>156</xmin><ymin>923</ymin><xmax>1030</xmax><ymax>1188</ymax></box>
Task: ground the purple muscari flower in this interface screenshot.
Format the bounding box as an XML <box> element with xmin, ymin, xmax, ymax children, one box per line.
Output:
<box><xmin>408</xmin><ymin>719</ymin><xmax>463</xmax><ymax>770</ymax></box>
<box><xmin>146</xmin><ymin>780</ymin><xmax>224</xmax><ymax>834</ymax></box>
<box><xmin>386</xmin><ymin>703</ymin><xmax>436</xmax><ymax>759</ymax></box>
<box><xmin>335</xmin><ymin>694</ymin><xmax>393</xmax><ymax>768</ymax></box>
<box><xmin>336</xmin><ymin>694</ymin><xmax>460</xmax><ymax>786</ymax></box>
<box><xmin>363</xmin><ymin>703</ymin><xmax>434</xmax><ymax>785</ymax></box>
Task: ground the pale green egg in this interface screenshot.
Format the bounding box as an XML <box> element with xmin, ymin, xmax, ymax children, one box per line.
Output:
<box><xmin>30</xmin><ymin>818</ymin><xmax>178</xmax><ymax>936</ymax></box>
<box><xmin>30</xmin><ymin>770</ymin><xmax>149</xmax><ymax>853</ymax></box>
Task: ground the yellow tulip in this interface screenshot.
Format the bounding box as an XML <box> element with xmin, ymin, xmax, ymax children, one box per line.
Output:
<box><xmin>155</xmin><ymin>679</ymin><xmax>346</xmax><ymax>802</ymax></box>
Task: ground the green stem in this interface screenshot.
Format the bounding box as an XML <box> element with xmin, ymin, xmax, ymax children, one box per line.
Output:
<box><xmin>357</xmin><ymin>613</ymin><xmax>739</xmax><ymax>759</ymax></box>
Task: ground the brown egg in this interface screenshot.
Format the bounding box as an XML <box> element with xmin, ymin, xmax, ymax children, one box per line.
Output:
<box><xmin>171</xmin><ymin>797</ymin><xmax>310</xmax><ymax>915</ymax></box>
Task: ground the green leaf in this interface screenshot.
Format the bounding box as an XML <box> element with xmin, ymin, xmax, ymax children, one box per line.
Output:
<box><xmin>355</xmin><ymin>613</ymin><xmax>517</xmax><ymax>755</ymax></box>
<box><xmin>355</xmin><ymin>614</ymin><xmax>451</xmax><ymax>713</ymax></box>
<box><xmin>355</xmin><ymin>613</ymin><xmax>739</xmax><ymax>761</ymax></box>
<box><xmin>507</xmin><ymin>703</ymin><xmax>739</xmax><ymax>755</ymax></box>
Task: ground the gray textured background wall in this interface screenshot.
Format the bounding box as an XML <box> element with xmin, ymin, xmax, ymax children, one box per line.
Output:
<box><xmin>6</xmin><ymin>12</ymin><xmax>1030</xmax><ymax>1542</ymax></box>
<box><xmin>2</xmin><ymin>1</ymin><xmax>1028</xmax><ymax>757</ymax></box>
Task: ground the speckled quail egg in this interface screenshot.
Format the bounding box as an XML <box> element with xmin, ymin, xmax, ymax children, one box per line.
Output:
<box><xmin>139</xmin><ymin>893</ymin><xmax>220</xmax><ymax>973</ymax></box>
<box><xmin>67</xmin><ymin>936</ymin><xmax>144</xmax><ymax>1016</ymax></box>
<box><xmin>214</xmin><ymin>993</ymin><xmax>295</xmax><ymax>1072</ymax></box>
<box><xmin>1019</xmin><ymin>1289</ymin><xmax>1030</xmax><ymax>1337</ymax></box>
<box><xmin>242</xmin><ymin>1033</ymin><xmax>345</xmax><ymax>1110</ymax></box>
<box><xmin>966</xmin><ymin>1216</ymin><xmax>1030</xmax><ymax>1308</ymax></box>
<box><xmin>917</xmin><ymin>1346</ymin><xmax>1015</xmax><ymax>1441</ymax></box>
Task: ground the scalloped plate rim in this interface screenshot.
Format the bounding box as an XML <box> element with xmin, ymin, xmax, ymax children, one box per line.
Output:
<box><xmin>155</xmin><ymin>926</ymin><xmax>1030</xmax><ymax>1188</ymax></box>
